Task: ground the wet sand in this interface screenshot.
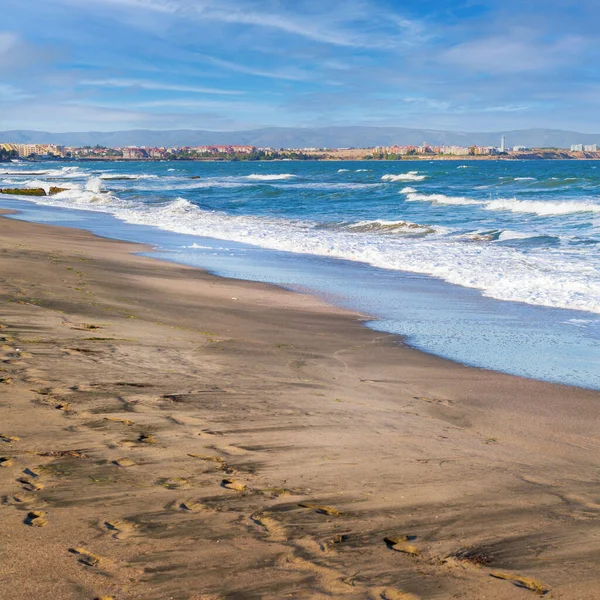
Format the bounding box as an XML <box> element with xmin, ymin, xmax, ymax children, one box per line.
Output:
<box><xmin>0</xmin><ymin>212</ymin><xmax>599</xmax><ymax>600</ymax></box>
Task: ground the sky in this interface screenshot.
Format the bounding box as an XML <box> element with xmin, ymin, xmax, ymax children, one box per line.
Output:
<box><xmin>1</xmin><ymin>0</ymin><xmax>599</xmax><ymax>132</ymax></box>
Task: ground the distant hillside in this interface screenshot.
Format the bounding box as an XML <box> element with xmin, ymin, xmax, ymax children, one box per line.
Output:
<box><xmin>1</xmin><ymin>127</ymin><xmax>598</xmax><ymax>149</ymax></box>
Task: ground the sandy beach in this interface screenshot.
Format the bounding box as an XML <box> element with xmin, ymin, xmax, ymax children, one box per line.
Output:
<box><xmin>0</xmin><ymin>212</ymin><xmax>599</xmax><ymax>600</ymax></box>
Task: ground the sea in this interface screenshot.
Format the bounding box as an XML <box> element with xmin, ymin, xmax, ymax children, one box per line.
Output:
<box><xmin>1</xmin><ymin>159</ymin><xmax>599</xmax><ymax>389</ymax></box>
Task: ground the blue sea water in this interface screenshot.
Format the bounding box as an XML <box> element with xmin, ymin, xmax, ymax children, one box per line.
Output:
<box><xmin>1</xmin><ymin>159</ymin><xmax>599</xmax><ymax>389</ymax></box>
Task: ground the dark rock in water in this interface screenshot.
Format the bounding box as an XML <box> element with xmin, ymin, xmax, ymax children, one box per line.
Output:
<box><xmin>190</xmin><ymin>175</ymin><xmax>201</xmax><ymax>179</ymax></box>
<box><xmin>0</xmin><ymin>187</ymin><xmax>47</xmax><ymax>196</ymax></box>
<box><xmin>49</xmin><ymin>187</ymin><xmax>68</xmax><ymax>195</ymax></box>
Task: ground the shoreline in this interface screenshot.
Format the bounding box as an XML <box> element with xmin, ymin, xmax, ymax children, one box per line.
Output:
<box><xmin>0</xmin><ymin>214</ymin><xmax>599</xmax><ymax>599</ymax></box>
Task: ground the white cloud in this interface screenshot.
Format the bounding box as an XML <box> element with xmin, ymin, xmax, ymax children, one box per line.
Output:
<box><xmin>444</xmin><ymin>32</ymin><xmax>585</xmax><ymax>73</ymax></box>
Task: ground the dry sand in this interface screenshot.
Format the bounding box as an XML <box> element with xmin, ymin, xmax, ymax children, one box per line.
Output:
<box><xmin>0</xmin><ymin>212</ymin><xmax>599</xmax><ymax>600</ymax></box>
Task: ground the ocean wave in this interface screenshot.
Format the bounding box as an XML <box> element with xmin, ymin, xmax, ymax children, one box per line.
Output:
<box><xmin>382</xmin><ymin>172</ymin><xmax>427</xmax><ymax>182</ymax></box>
<box><xmin>0</xmin><ymin>166</ymin><xmax>84</xmax><ymax>178</ymax></box>
<box><xmin>15</xmin><ymin>188</ymin><xmax>600</xmax><ymax>314</ymax></box>
<box><xmin>485</xmin><ymin>198</ymin><xmax>600</xmax><ymax>215</ymax></box>
<box><xmin>405</xmin><ymin>192</ymin><xmax>481</xmax><ymax>206</ymax></box>
<box><xmin>514</xmin><ymin>177</ymin><xmax>536</xmax><ymax>181</ymax></box>
<box><xmin>246</xmin><ymin>173</ymin><xmax>297</xmax><ymax>181</ymax></box>
<box><xmin>400</xmin><ymin>186</ymin><xmax>417</xmax><ymax>194</ymax></box>
<box><xmin>99</xmin><ymin>173</ymin><xmax>159</xmax><ymax>180</ymax></box>
<box><xmin>344</xmin><ymin>219</ymin><xmax>437</xmax><ymax>236</ymax></box>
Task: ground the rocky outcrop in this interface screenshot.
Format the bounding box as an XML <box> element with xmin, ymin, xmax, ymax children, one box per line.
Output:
<box><xmin>0</xmin><ymin>187</ymin><xmax>68</xmax><ymax>196</ymax></box>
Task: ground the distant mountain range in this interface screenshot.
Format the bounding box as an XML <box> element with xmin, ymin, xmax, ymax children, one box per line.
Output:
<box><xmin>1</xmin><ymin>127</ymin><xmax>598</xmax><ymax>149</ymax></box>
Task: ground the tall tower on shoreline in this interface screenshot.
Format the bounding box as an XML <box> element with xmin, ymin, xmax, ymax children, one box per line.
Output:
<box><xmin>500</xmin><ymin>135</ymin><xmax>506</xmax><ymax>153</ymax></box>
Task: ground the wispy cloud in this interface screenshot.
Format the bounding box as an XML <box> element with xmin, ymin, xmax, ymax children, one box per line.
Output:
<box><xmin>198</xmin><ymin>55</ymin><xmax>313</xmax><ymax>82</ymax></box>
<box><xmin>80</xmin><ymin>78</ymin><xmax>245</xmax><ymax>95</ymax></box>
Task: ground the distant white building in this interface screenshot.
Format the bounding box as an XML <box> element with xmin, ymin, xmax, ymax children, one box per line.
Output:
<box><xmin>584</xmin><ymin>144</ymin><xmax>598</xmax><ymax>152</ymax></box>
<box><xmin>571</xmin><ymin>144</ymin><xmax>584</xmax><ymax>152</ymax></box>
<box><xmin>513</xmin><ymin>146</ymin><xmax>527</xmax><ymax>151</ymax></box>
<box><xmin>500</xmin><ymin>135</ymin><xmax>506</xmax><ymax>152</ymax></box>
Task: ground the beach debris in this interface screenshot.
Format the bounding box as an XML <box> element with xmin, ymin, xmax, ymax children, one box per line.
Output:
<box><xmin>25</xmin><ymin>510</ymin><xmax>48</xmax><ymax>527</ymax></box>
<box><xmin>69</xmin><ymin>547</ymin><xmax>103</xmax><ymax>567</ymax></box>
<box><xmin>384</xmin><ymin>536</ymin><xmax>419</xmax><ymax>556</ymax></box>
<box><xmin>137</xmin><ymin>433</ymin><xmax>156</xmax><ymax>444</ymax></box>
<box><xmin>0</xmin><ymin>433</ymin><xmax>20</xmax><ymax>443</ymax></box>
<box><xmin>0</xmin><ymin>375</ymin><xmax>12</xmax><ymax>384</ymax></box>
<box><xmin>221</xmin><ymin>478</ymin><xmax>246</xmax><ymax>491</ymax></box>
<box><xmin>298</xmin><ymin>503</ymin><xmax>342</xmax><ymax>516</ymax></box>
<box><xmin>0</xmin><ymin>457</ymin><xmax>14</xmax><ymax>468</ymax></box>
<box><xmin>490</xmin><ymin>572</ymin><xmax>548</xmax><ymax>595</ymax></box>
<box><xmin>55</xmin><ymin>402</ymin><xmax>73</xmax><ymax>412</ymax></box>
<box><xmin>113</xmin><ymin>457</ymin><xmax>135</xmax><ymax>467</ymax></box>
<box><xmin>448</xmin><ymin>547</ymin><xmax>492</xmax><ymax>566</ymax></box>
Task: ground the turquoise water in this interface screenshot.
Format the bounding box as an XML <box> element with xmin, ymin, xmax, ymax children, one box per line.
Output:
<box><xmin>1</xmin><ymin>159</ymin><xmax>599</xmax><ymax>388</ymax></box>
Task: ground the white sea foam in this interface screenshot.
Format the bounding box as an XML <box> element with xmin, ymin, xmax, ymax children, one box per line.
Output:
<box><xmin>497</xmin><ymin>230</ymin><xmax>539</xmax><ymax>241</ymax></box>
<box><xmin>382</xmin><ymin>172</ymin><xmax>427</xmax><ymax>182</ymax></box>
<box><xmin>15</xmin><ymin>187</ymin><xmax>600</xmax><ymax>315</ymax></box>
<box><xmin>246</xmin><ymin>173</ymin><xmax>297</xmax><ymax>181</ymax></box>
<box><xmin>99</xmin><ymin>173</ymin><xmax>159</xmax><ymax>180</ymax></box>
<box><xmin>338</xmin><ymin>169</ymin><xmax>350</xmax><ymax>172</ymax></box>
<box><xmin>405</xmin><ymin>192</ymin><xmax>481</xmax><ymax>206</ymax></box>
<box><xmin>400</xmin><ymin>186</ymin><xmax>417</xmax><ymax>194</ymax></box>
<box><xmin>0</xmin><ymin>166</ymin><xmax>85</xmax><ymax>178</ymax></box>
<box><xmin>485</xmin><ymin>198</ymin><xmax>600</xmax><ymax>215</ymax></box>
<box><xmin>514</xmin><ymin>177</ymin><xmax>536</xmax><ymax>181</ymax></box>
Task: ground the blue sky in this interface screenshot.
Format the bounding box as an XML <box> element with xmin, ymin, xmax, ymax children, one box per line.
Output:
<box><xmin>1</xmin><ymin>0</ymin><xmax>599</xmax><ymax>132</ymax></box>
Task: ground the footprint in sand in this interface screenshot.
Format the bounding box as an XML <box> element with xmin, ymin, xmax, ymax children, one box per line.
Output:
<box><xmin>2</xmin><ymin>492</ymin><xmax>39</xmax><ymax>506</ymax></box>
<box><xmin>384</xmin><ymin>536</ymin><xmax>419</xmax><ymax>556</ymax></box>
<box><xmin>18</xmin><ymin>477</ymin><xmax>44</xmax><ymax>492</ymax></box>
<box><xmin>221</xmin><ymin>478</ymin><xmax>246</xmax><ymax>491</ymax></box>
<box><xmin>104</xmin><ymin>519</ymin><xmax>136</xmax><ymax>540</ymax></box>
<box><xmin>24</xmin><ymin>510</ymin><xmax>48</xmax><ymax>527</ymax></box>
<box><xmin>167</xmin><ymin>499</ymin><xmax>207</xmax><ymax>513</ymax></box>
<box><xmin>69</xmin><ymin>547</ymin><xmax>104</xmax><ymax>567</ymax></box>
<box><xmin>0</xmin><ymin>457</ymin><xmax>14</xmax><ymax>468</ymax></box>
<box><xmin>158</xmin><ymin>477</ymin><xmax>190</xmax><ymax>490</ymax></box>
<box><xmin>370</xmin><ymin>588</ymin><xmax>421</xmax><ymax>600</ymax></box>
<box><xmin>112</xmin><ymin>457</ymin><xmax>135</xmax><ymax>468</ymax></box>
<box><xmin>298</xmin><ymin>503</ymin><xmax>342</xmax><ymax>517</ymax></box>
<box><xmin>250</xmin><ymin>512</ymin><xmax>286</xmax><ymax>542</ymax></box>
